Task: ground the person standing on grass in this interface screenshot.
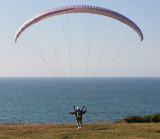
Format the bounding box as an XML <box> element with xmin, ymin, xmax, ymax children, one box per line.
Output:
<box><xmin>69</xmin><ymin>105</ymin><xmax>87</xmax><ymax>129</ymax></box>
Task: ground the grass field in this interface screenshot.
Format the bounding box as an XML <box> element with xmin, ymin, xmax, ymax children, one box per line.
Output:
<box><xmin>0</xmin><ymin>123</ymin><xmax>160</xmax><ymax>139</ymax></box>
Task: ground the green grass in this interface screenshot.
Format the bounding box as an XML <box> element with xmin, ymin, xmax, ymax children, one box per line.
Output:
<box><xmin>0</xmin><ymin>123</ymin><xmax>160</xmax><ymax>139</ymax></box>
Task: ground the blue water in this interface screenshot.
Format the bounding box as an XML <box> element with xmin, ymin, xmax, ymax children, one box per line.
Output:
<box><xmin>0</xmin><ymin>77</ymin><xmax>160</xmax><ymax>124</ymax></box>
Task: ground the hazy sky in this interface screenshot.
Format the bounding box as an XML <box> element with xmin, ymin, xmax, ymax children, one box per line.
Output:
<box><xmin>0</xmin><ymin>0</ymin><xmax>160</xmax><ymax>77</ymax></box>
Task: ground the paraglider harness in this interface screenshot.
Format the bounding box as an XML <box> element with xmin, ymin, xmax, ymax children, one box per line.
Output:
<box><xmin>69</xmin><ymin>105</ymin><xmax>87</xmax><ymax>121</ymax></box>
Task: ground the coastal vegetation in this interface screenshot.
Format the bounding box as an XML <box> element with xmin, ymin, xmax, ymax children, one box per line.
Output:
<box><xmin>115</xmin><ymin>113</ymin><xmax>160</xmax><ymax>123</ymax></box>
<box><xmin>1</xmin><ymin>113</ymin><xmax>160</xmax><ymax>138</ymax></box>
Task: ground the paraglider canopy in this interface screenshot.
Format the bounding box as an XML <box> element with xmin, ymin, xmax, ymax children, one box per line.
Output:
<box><xmin>14</xmin><ymin>5</ymin><xmax>143</xmax><ymax>43</ymax></box>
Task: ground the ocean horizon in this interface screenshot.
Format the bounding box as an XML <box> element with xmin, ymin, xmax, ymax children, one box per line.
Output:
<box><xmin>0</xmin><ymin>77</ymin><xmax>160</xmax><ymax>124</ymax></box>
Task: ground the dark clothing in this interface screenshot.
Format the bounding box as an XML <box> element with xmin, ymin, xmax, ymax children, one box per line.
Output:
<box><xmin>69</xmin><ymin>109</ymin><xmax>87</xmax><ymax>121</ymax></box>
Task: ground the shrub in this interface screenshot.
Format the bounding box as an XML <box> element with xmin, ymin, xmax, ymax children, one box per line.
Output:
<box><xmin>150</xmin><ymin>113</ymin><xmax>160</xmax><ymax>122</ymax></box>
<box><xmin>142</xmin><ymin>115</ymin><xmax>151</xmax><ymax>123</ymax></box>
<box><xmin>123</xmin><ymin>115</ymin><xmax>143</xmax><ymax>123</ymax></box>
<box><xmin>115</xmin><ymin>113</ymin><xmax>160</xmax><ymax>123</ymax></box>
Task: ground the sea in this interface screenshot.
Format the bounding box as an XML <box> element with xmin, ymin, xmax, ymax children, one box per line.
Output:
<box><xmin>0</xmin><ymin>77</ymin><xmax>160</xmax><ymax>124</ymax></box>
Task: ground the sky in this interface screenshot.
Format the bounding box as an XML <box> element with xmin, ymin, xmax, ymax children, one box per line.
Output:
<box><xmin>0</xmin><ymin>0</ymin><xmax>160</xmax><ymax>77</ymax></box>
